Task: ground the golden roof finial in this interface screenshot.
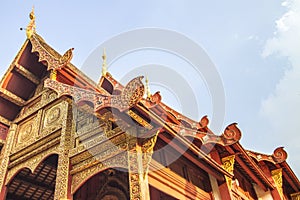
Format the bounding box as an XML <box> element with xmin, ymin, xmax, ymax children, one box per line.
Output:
<box><xmin>145</xmin><ymin>76</ymin><xmax>151</xmax><ymax>98</ymax></box>
<box><xmin>26</xmin><ymin>6</ymin><xmax>36</xmax><ymax>38</ymax></box>
<box><xmin>102</xmin><ymin>48</ymin><xmax>107</xmax><ymax>76</ymax></box>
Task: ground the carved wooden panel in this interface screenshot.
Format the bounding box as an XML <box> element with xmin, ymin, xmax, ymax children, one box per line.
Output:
<box><xmin>14</xmin><ymin>115</ymin><xmax>38</xmax><ymax>151</ymax></box>
<box><xmin>41</xmin><ymin>102</ymin><xmax>64</xmax><ymax>135</ymax></box>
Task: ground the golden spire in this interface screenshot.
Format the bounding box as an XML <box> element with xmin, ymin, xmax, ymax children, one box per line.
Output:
<box><xmin>26</xmin><ymin>6</ymin><xmax>36</xmax><ymax>38</ymax></box>
<box><xmin>145</xmin><ymin>76</ymin><xmax>151</xmax><ymax>98</ymax></box>
<box><xmin>102</xmin><ymin>48</ymin><xmax>107</xmax><ymax>76</ymax></box>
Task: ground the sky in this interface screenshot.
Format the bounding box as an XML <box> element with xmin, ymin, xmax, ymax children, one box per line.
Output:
<box><xmin>0</xmin><ymin>1</ymin><xmax>299</xmax><ymax>176</ymax></box>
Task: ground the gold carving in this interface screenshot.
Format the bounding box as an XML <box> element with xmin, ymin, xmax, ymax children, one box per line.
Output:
<box><xmin>18</xmin><ymin>122</ymin><xmax>32</xmax><ymax>143</ymax></box>
<box><xmin>141</xmin><ymin>130</ymin><xmax>159</xmax><ymax>178</ymax></box>
<box><xmin>30</xmin><ymin>32</ymin><xmax>74</xmax><ymax>71</ymax></box>
<box><xmin>271</xmin><ymin>168</ymin><xmax>283</xmax><ymax>198</ymax></box>
<box><xmin>44</xmin><ymin>76</ymin><xmax>145</xmax><ymax>112</ymax></box>
<box><xmin>127</xmin><ymin>110</ymin><xmax>153</xmax><ymax>130</ymax></box>
<box><xmin>15</xmin><ymin>115</ymin><xmax>37</xmax><ymax>148</ymax></box>
<box><xmin>42</xmin><ymin>103</ymin><xmax>64</xmax><ymax>135</ymax></box>
<box><xmin>9</xmin><ymin>134</ymin><xmax>61</xmax><ymax>168</ymax></box>
<box><xmin>71</xmin><ymin>153</ymin><xmax>128</xmax><ymax>194</ymax></box>
<box><xmin>44</xmin><ymin>106</ymin><xmax>61</xmax><ymax>127</ymax></box>
<box><xmin>16</xmin><ymin>89</ymin><xmax>58</xmax><ymax>123</ymax></box>
<box><xmin>222</xmin><ymin>155</ymin><xmax>235</xmax><ymax>189</ymax></box>
<box><xmin>291</xmin><ymin>192</ymin><xmax>300</xmax><ymax>200</ymax></box>
<box><xmin>127</xmin><ymin>128</ymin><xmax>156</xmax><ymax>200</ymax></box>
<box><xmin>5</xmin><ymin>146</ymin><xmax>59</xmax><ymax>185</ymax></box>
<box><xmin>54</xmin><ymin>100</ymin><xmax>74</xmax><ymax>200</ymax></box>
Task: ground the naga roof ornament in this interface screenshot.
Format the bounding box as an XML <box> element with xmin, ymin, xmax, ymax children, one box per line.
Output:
<box><xmin>44</xmin><ymin>76</ymin><xmax>145</xmax><ymax>112</ymax></box>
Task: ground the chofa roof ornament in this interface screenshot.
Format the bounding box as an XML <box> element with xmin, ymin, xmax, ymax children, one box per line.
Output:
<box><xmin>26</xmin><ymin>6</ymin><xmax>36</xmax><ymax>39</ymax></box>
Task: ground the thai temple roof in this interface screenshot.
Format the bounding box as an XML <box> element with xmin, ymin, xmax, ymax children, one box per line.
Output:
<box><xmin>0</xmin><ymin>8</ymin><xmax>299</xmax><ymax>199</ymax></box>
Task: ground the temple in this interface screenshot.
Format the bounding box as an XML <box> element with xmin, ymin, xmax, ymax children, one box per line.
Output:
<box><xmin>0</xmin><ymin>9</ymin><xmax>299</xmax><ymax>200</ymax></box>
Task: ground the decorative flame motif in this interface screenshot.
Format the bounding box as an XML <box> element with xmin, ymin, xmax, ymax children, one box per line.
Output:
<box><xmin>222</xmin><ymin>123</ymin><xmax>242</xmax><ymax>145</ymax></box>
<box><xmin>272</xmin><ymin>147</ymin><xmax>288</xmax><ymax>163</ymax></box>
<box><xmin>199</xmin><ymin>115</ymin><xmax>209</xmax><ymax>128</ymax></box>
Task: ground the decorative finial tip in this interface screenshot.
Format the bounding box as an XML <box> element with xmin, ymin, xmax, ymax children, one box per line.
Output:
<box><xmin>29</xmin><ymin>6</ymin><xmax>35</xmax><ymax>20</ymax></box>
<box><xmin>102</xmin><ymin>48</ymin><xmax>107</xmax><ymax>76</ymax></box>
<box><xmin>102</xmin><ymin>48</ymin><xmax>107</xmax><ymax>60</ymax></box>
<box><xmin>26</xmin><ymin>6</ymin><xmax>36</xmax><ymax>38</ymax></box>
<box><xmin>145</xmin><ymin>75</ymin><xmax>151</xmax><ymax>98</ymax></box>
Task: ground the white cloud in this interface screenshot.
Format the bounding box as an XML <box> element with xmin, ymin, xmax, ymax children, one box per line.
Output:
<box><xmin>261</xmin><ymin>0</ymin><xmax>300</xmax><ymax>174</ymax></box>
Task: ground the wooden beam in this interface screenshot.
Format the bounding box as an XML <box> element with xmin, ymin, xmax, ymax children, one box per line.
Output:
<box><xmin>14</xmin><ymin>64</ymin><xmax>40</xmax><ymax>85</ymax></box>
<box><xmin>159</xmin><ymin>133</ymin><xmax>227</xmax><ymax>181</ymax></box>
<box><xmin>281</xmin><ymin>163</ymin><xmax>300</xmax><ymax>192</ymax></box>
<box><xmin>0</xmin><ymin>88</ymin><xmax>25</xmax><ymax>106</ymax></box>
<box><xmin>235</xmin><ymin>155</ymin><xmax>268</xmax><ymax>191</ymax></box>
<box><xmin>0</xmin><ymin>115</ymin><xmax>11</xmax><ymax>126</ymax></box>
<box><xmin>14</xmin><ymin>175</ymin><xmax>55</xmax><ymax>192</ymax></box>
<box><xmin>233</xmin><ymin>143</ymin><xmax>275</xmax><ymax>190</ymax></box>
<box><xmin>136</xmin><ymin>103</ymin><xmax>233</xmax><ymax>179</ymax></box>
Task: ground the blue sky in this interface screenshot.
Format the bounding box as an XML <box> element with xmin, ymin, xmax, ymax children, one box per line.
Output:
<box><xmin>0</xmin><ymin>1</ymin><xmax>299</xmax><ymax>176</ymax></box>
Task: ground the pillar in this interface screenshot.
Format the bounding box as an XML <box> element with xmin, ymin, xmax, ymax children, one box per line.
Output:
<box><xmin>0</xmin><ymin>124</ymin><xmax>17</xmax><ymax>199</ymax></box>
<box><xmin>127</xmin><ymin>128</ymin><xmax>158</xmax><ymax>200</ymax></box>
<box><xmin>54</xmin><ymin>101</ymin><xmax>73</xmax><ymax>200</ymax></box>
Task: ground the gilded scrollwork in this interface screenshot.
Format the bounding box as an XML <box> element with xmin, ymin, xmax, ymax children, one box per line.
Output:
<box><xmin>128</xmin><ymin>146</ymin><xmax>145</xmax><ymax>200</ymax></box>
<box><xmin>43</xmin><ymin>103</ymin><xmax>63</xmax><ymax>129</ymax></box>
<box><xmin>30</xmin><ymin>32</ymin><xmax>74</xmax><ymax>71</ymax></box>
<box><xmin>271</xmin><ymin>168</ymin><xmax>283</xmax><ymax>198</ymax></box>
<box><xmin>16</xmin><ymin>89</ymin><xmax>59</xmax><ymax>123</ymax></box>
<box><xmin>13</xmin><ymin>115</ymin><xmax>38</xmax><ymax>152</ymax></box>
<box><xmin>71</xmin><ymin>152</ymin><xmax>128</xmax><ymax>194</ymax></box>
<box><xmin>140</xmin><ymin>130</ymin><xmax>159</xmax><ymax>179</ymax></box>
<box><xmin>70</xmin><ymin>134</ymin><xmax>129</xmax><ymax>167</ymax></box>
<box><xmin>222</xmin><ymin>155</ymin><xmax>235</xmax><ymax>189</ymax></box>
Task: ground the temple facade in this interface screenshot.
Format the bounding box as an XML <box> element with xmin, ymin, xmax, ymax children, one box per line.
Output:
<box><xmin>0</xmin><ymin>9</ymin><xmax>299</xmax><ymax>200</ymax></box>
